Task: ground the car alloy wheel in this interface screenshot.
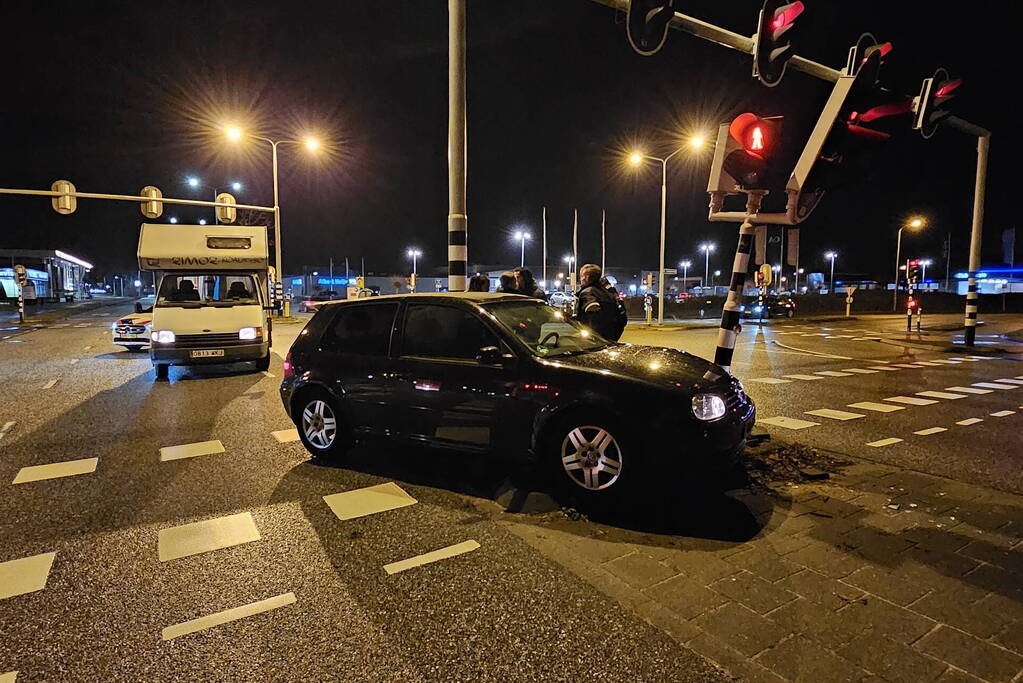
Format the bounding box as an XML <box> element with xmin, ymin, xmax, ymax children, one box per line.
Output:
<box><xmin>301</xmin><ymin>399</ymin><xmax>337</xmax><ymax>450</ymax></box>
<box><xmin>560</xmin><ymin>425</ymin><xmax>623</xmax><ymax>491</ymax></box>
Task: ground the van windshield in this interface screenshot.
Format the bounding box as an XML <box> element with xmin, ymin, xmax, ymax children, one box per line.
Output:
<box><xmin>156</xmin><ymin>273</ymin><xmax>260</xmax><ymax>308</ymax></box>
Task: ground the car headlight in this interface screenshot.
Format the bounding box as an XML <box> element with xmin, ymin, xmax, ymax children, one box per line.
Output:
<box><xmin>239</xmin><ymin>326</ymin><xmax>262</xmax><ymax>340</ymax></box>
<box><xmin>753</xmin><ymin>305</ymin><xmax>763</xmax><ymax>312</ymax></box>
<box><xmin>153</xmin><ymin>330</ymin><xmax>175</xmax><ymax>343</ymax></box>
<box><xmin>111</xmin><ymin>323</ymin><xmax>118</xmax><ymax>330</ymax></box>
<box><xmin>692</xmin><ymin>393</ymin><xmax>726</xmax><ymax>421</ymax></box>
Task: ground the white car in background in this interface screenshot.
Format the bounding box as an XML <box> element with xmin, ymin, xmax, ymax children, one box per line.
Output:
<box><xmin>548</xmin><ymin>291</ymin><xmax>575</xmax><ymax>309</ymax></box>
<box><xmin>112</xmin><ymin>297</ymin><xmax>153</xmax><ymax>352</ymax></box>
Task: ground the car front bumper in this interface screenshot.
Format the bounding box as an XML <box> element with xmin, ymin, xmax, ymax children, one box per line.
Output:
<box><xmin>151</xmin><ymin>342</ymin><xmax>268</xmax><ymax>365</ymax></box>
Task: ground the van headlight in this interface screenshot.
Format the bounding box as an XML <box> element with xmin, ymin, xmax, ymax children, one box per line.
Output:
<box><xmin>692</xmin><ymin>393</ymin><xmax>726</xmax><ymax>421</ymax></box>
<box><xmin>153</xmin><ymin>330</ymin><xmax>175</xmax><ymax>343</ymax></box>
<box><xmin>239</xmin><ymin>326</ymin><xmax>262</xmax><ymax>340</ymax></box>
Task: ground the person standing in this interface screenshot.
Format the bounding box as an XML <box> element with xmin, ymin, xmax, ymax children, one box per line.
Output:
<box><xmin>496</xmin><ymin>272</ymin><xmax>518</xmax><ymax>293</ymax></box>
<box><xmin>574</xmin><ymin>264</ymin><xmax>627</xmax><ymax>341</ymax></box>
<box><xmin>513</xmin><ymin>267</ymin><xmax>546</xmax><ymax>300</ymax></box>
<box><xmin>467</xmin><ymin>274</ymin><xmax>491</xmax><ymax>292</ymax></box>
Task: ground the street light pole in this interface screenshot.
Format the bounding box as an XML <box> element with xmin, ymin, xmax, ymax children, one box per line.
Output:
<box><xmin>893</xmin><ymin>227</ymin><xmax>904</xmax><ymax>312</ymax></box>
<box><xmin>825</xmin><ymin>252</ymin><xmax>837</xmax><ymax>293</ymax></box>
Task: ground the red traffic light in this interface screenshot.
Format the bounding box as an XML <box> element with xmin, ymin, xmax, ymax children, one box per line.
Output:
<box><xmin>729</xmin><ymin>113</ymin><xmax>777</xmax><ymax>158</ymax></box>
<box><xmin>769</xmin><ymin>1</ymin><xmax>803</xmax><ymax>32</ymax></box>
<box><xmin>906</xmin><ymin>298</ymin><xmax>918</xmax><ymax>308</ymax></box>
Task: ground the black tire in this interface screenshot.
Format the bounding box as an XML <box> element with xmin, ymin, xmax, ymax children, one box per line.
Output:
<box><xmin>293</xmin><ymin>389</ymin><xmax>353</xmax><ymax>460</ymax></box>
<box><xmin>541</xmin><ymin>411</ymin><xmax>638</xmax><ymax>506</ymax></box>
<box><xmin>154</xmin><ymin>364</ymin><xmax>169</xmax><ymax>381</ymax></box>
<box><xmin>255</xmin><ymin>352</ymin><xmax>271</xmax><ymax>372</ymax></box>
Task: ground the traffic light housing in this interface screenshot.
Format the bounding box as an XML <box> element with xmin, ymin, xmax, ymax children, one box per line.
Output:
<box><xmin>626</xmin><ymin>0</ymin><xmax>675</xmax><ymax>56</ymax></box>
<box><xmin>715</xmin><ymin>113</ymin><xmax>783</xmax><ymax>191</ymax></box>
<box><xmin>752</xmin><ymin>0</ymin><xmax>804</xmax><ymax>87</ymax></box>
<box><xmin>51</xmin><ymin>179</ymin><xmax>77</xmax><ymax>215</ymax></box>
<box><xmin>215</xmin><ymin>192</ymin><xmax>237</xmax><ymax>224</ymax></box>
<box><xmin>913</xmin><ymin>68</ymin><xmax>962</xmax><ymax>139</ymax></box>
<box><xmin>907</xmin><ymin>259</ymin><xmax>921</xmax><ymax>284</ymax></box>
<box><xmin>140</xmin><ymin>185</ymin><xmax>163</xmax><ymax>219</ymax></box>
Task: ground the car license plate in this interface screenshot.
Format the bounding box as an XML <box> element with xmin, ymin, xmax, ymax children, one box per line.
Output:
<box><xmin>191</xmin><ymin>349</ymin><xmax>224</xmax><ymax>358</ymax></box>
<box><xmin>124</xmin><ymin>333</ymin><xmax>138</xmax><ymax>339</ymax></box>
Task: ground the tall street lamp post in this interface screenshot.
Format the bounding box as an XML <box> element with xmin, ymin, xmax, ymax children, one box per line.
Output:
<box><xmin>920</xmin><ymin>258</ymin><xmax>933</xmax><ymax>287</ymax></box>
<box><xmin>699</xmin><ymin>242</ymin><xmax>715</xmax><ymax>293</ymax></box>
<box><xmin>824</xmin><ymin>251</ymin><xmax>837</xmax><ymax>293</ymax></box>
<box><xmin>894</xmin><ymin>217</ymin><xmax>925</xmax><ymax>311</ymax></box>
<box><xmin>514</xmin><ymin>230</ymin><xmax>531</xmax><ymax>268</ymax></box>
<box><xmin>407</xmin><ymin>248</ymin><xmax>421</xmax><ymax>292</ymax></box>
<box><xmin>679</xmin><ymin>259</ymin><xmax>691</xmax><ymax>293</ymax></box>
<box><xmin>185</xmin><ymin>177</ymin><xmax>243</xmax><ymax>224</ymax></box>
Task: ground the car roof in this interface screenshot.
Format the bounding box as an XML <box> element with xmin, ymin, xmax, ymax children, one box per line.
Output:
<box><xmin>316</xmin><ymin>292</ymin><xmax>530</xmax><ymax>308</ymax></box>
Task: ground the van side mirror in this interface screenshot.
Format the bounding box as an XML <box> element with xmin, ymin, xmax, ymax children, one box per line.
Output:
<box><xmin>135</xmin><ymin>302</ymin><xmax>144</xmax><ymax>313</ymax></box>
<box><xmin>476</xmin><ymin>346</ymin><xmax>503</xmax><ymax>365</ymax></box>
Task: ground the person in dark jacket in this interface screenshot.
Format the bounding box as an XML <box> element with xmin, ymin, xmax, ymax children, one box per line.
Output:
<box><xmin>574</xmin><ymin>264</ymin><xmax>626</xmax><ymax>341</ymax></box>
<box><xmin>513</xmin><ymin>267</ymin><xmax>547</xmax><ymax>300</ymax></box>
<box><xmin>497</xmin><ymin>272</ymin><xmax>518</xmax><ymax>293</ymax></box>
<box><xmin>467</xmin><ymin>274</ymin><xmax>491</xmax><ymax>292</ymax></box>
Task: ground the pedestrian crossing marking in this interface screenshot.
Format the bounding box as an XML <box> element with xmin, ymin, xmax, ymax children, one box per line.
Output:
<box><xmin>159</xmin><ymin>440</ymin><xmax>225</xmax><ymax>462</ymax></box>
<box><xmin>914</xmin><ymin>361</ymin><xmax>942</xmax><ymax>366</ymax></box>
<box><xmin>158</xmin><ymin>512</ymin><xmax>261</xmax><ymax>562</ymax></box>
<box><xmin>848</xmin><ymin>402</ymin><xmax>904</xmax><ymax>413</ymax></box>
<box><xmin>916</xmin><ymin>391</ymin><xmax>967</xmax><ymax>400</ymax></box>
<box><xmin>323</xmin><ymin>482</ymin><xmax>418</xmax><ymax>521</ymax></box>
<box><xmin>958</xmin><ymin>358</ymin><xmax>982</xmax><ymax>362</ymax></box>
<box><xmin>995</xmin><ymin>378</ymin><xmax>1023</xmax><ymax>385</ymax></box>
<box><xmin>13</xmin><ymin>458</ymin><xmax>98</xmax><ymax>484</ymax></box>
<box><xmin>932</xmin><ymin>360</ymin><xmax>960</xmax><ymax>364</ymax></box>
<box><xmin>0</xmin><ymin>670</ymin><xmax>17</xmax><ymax>682</ymax></box>
<box><xmin>782</xmin><ymin>374</ymin><xmax>825</xmax><ymax>381</ymax></box>
<box><xmin>757</xmin><ymin>416</ymin><xmax>820</xmax><ymax>430</ymax></box>
<box><xmin>893</xmin><ymin>364</ymin><xmax>923</xmax><ymax>369</ymax></box>
<box><xmin>0</xmin><ymin>421</ymin><xmax>15</xmax><ymax>441</ymax></box>
<box><xmin>973</xmin><ymin>382</ymin><xmax>1017</xmax><ymax>390</ymax></box>
<box><xmin>42</xmin><ymin>379</ymin><xmax>58</xmax><ymax>390</ymax></box>
<box><xmin>805</xmin><ymin>408</ymin><xmax>865</xmax><ymax>421</ymax></box>
<box><xmin>946</xmin><ymin>386</ymin><xmax>992</xmax><ymax>394</ymax></box>
<box><xmin>867</xmin><ymin>438</ymin><xmax>903</xmax><ymax>448</ymax></box>
<box><xmin>0</xmin><ymin>552</ymin><xmax>56</xmax><ymax>600</ymax></box>
<box><xmin>161</xmin><ymin>591</ymin><xmax>296</xmax><ymax>641</ymax></box>
<box><xmin>271</xmin><ymin>428</ymin><xmax>300</xmax><ymax>443</ymax></box>
<box><xmin>825</xmin><ymin>335</ymin><xmax>853</xmax><ymax>339</ymax></box>
<box><xmin>384</xmin><ymin>540</ymin><xmax>481</xmax><ymax>575</ymax></box>
<box><xmin>990</xmin><ymin>410</ymin><xmax>1016</xmax><ymax>418</ymax></box>
<box><xmin>69</xmin><ymin>359</ymin><xmax>79</xmax><ymax>365</ymax></box>
<box><xmin>869</xmin><ymin>366</ymin><xmax>901</xmax><ymax>372</ymax></box>
<box><xmin>884</xmin><ymin>396</ymin><xmax>938</xmax><ymax>406</ymax></box>
<box><xmin>956</xmin><ymin>418</ymin><xmax>983</xmax><ymax>426</ymax></box>
<box><xmin>815</xmin><ymin>371</ymin><xmax>854</xmax><ymax>377</ymax></box>
<box><xmin>843</xmin><ymin>368</ymin><xmax>879</xmax><ymax>374</ymax></box>
<box><xmin>914</xmin><ymin>427</ymin><xmax>948</xmax><ymax>436</ymax></box>
<box><xmin>747</xmin><ymin>377</ymin><xmax>793</xmax><ymax>384</ymax></box>
<box><xmin>852</xmin><ymin>337</ymin><xmax>882</xmax><ymax>341</ymax></box>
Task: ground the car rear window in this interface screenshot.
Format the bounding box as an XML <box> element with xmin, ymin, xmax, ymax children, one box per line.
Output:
<box><xmin>323</xmin><ymin>303</ymin><xmax>399</xmax><ymax>356</ymax></box>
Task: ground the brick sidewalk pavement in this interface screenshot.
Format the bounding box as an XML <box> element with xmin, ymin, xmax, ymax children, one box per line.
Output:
<box><xmin>502</xmin><ymin>461</ymin><xmax>1023</xmax><ymax>682</ymax></box>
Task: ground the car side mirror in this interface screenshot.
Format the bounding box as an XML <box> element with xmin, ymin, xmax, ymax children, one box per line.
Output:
<box><xmin>134</xmin><ymin>302</ymin><xmax>144</xmax><ymax>313</ymax></box>
<box><xmin>476</xmin><ymin>346</ymin><xmax>503</xmax><ymax>365</ymax></box>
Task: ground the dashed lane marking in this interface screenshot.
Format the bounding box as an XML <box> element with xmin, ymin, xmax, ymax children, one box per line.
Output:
<box><xmin>815</xmin><ymin>371</ymin><xmax>854</xmax><ymax>377</ymax></box>
<box><xmin>161</xmin><ymin>591</ymin><xmax>296</xmax><ymax>641</ymax></box>
<box><xmin>884</xmin><ymin>396</ymin><xmax>939</xmax><ymax>406</ymax></box>
<box><xmin>271</xmin><ymin>428</ymin><xmax>300</xmax><ymax>443</ymax></box>
<box><xmin>0</xmin><ymin>552</ymin><xmax>56</xmax><ymax>600</ymax></box>
<box><xmin>83</xmin><ymin>345</ymin><xmax>92</xmax><ymax>350</ymax></box>
<box><xmin>956</xmin><ymin>418</ymin><xmax>983</xmax><ymax>426</ymax></box>
<box><xmin>384</xmin><ymin>540</ymin><xmax>481</xmax><ymax>575</ymax></box>
<box><xmin>914</xmin><ymin>361</ymin><xmax>942</xmax><ymax>366</ymax></box>
<box><xmin>42</xmin><ymin>379</ymin><xmax>58</xmax><ymax>390</ymax></box>
<box><xmin>843</xmin><ymin>368</ymin><xmax>879</xmax><ymax>374</ymax></box>
<box><xmin>323</xmin><ymin>482</ymin><xmax>418</xmax><ymax>521</ymax></box>
<box><xmin>159</xmin><ymin>440</ymin><xmax>225</xmax><ymax>462</ymax></box>
<box><xmin>973</xmin><ymin>382</ymin><xmax>1018</xmax><ymax>390</ymax></box>
<box><xmin>158</xmin><ymin>512</ymin><xmax>261</xmax><ymax>562</ymax></box>
<box><xmin>13</xmin><ymin>458</ymin><xmax>98</xmax><ymax>484</ymax></box>
<box><xmin>757</xmin><ymin>416</ymin><xmax>820</xmax><ymax>430</ymax></box>
<box><xmin>932</xmin><ymin>359</ymin><xmax>961</xmax><ymax>364</ymax></box>
<box><xmin>946</xmin><ymin>386</ymin><xmax>992</xmax><ymax>395</ymax></box>
<box><xmin>747</xmin><ymin>377</ymin><xmax>793</xmax><ymax>385</ymax></box>
<box><xmin>892</xmin><ymin>364</ymin><xmax>924</xmax><ymax>369</ymax></box>
<box><xmin>990</xmin><ymin>410</ymin><xmax>1016</xmax><ymax>418</ymax></box>
<box><xmin>782</xmin><ymin>374</ymin><xmax>825</xmax><ymax>381</ymax></box>
<box><xmin>825</xmin><ymin>335</ymin><xmax>854</xmax><ymax>339</ymax></box>
<box><xmin>69</xmin><ymin>359</ymin><xmax>79</xmax><ymax>365</ymax></box>
<box><xmin>263</xmin><ymin>371</ymin><xmax>275</xmax><ymax>378</ymax></box>
<box><xmin>0</xmin><ymin>421</ymin><xmax>15</xmax><ymax>441</ymax></box>
<box><xmin>914</xmin><ymin>427</ymin><xmax>948</xmax><ymax>436</ymax></box>
<box><xmin>996</xmin><ymin>378</ymin><xmax>1023</xmax><ymax>385</ymax></box>
<box><xmin>848</xmin><ymin>402</ymin><xmax>904</xmax><ymax>413</ymax></box>
<box><xmin>957</xmin><ymin>358</ymin><xmax>982</xmax><ymax>362</ymax></box>
<box><xmin>74</xmin><ymin>323</ymin><xmax>89</xmax><ymax>328</ymax></box>
<box><xmin>804</xmin><ymin>408</ymin><xmax>865</xmax><ymax>421</ymax></box>
<box><xmin>852</xmin><ymin>337</ymin><xmax>882</xmax><ymax>341</ymax></box>
<box><xmin>1</xmin><ymin>670</ymin><xmax>17</xmax><ymax>682</ymax></box>
<box><xmin>869</xmin><ymin>366</ymin><xmax>900</xmax><ymax>372</ymax></box>
<box><xmin>867</xmin><ymin>438</ymin><xmax>903</xmax><ymax>448</ymax></box>
<box><xmin>916</xmin><ymin>391</ymin><xmax>967</xmax><ymax>400</ymax></box>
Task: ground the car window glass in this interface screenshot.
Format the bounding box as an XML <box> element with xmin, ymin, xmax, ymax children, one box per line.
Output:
<box><xmin>324</xmin><ymin>303</ymin><xmax>398</xmax><ymax>356</ymax></box>
<box><xmin>401</xmin><ymin>304</ymin><xmax>499</xmax><ymax>360</ymax></box>
<box><xmin>156</xmin><ymin>273</ymin><xmax>259</xmax><ymax>307</ymax></box>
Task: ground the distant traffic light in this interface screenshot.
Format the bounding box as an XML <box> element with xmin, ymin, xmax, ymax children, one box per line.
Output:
<box><xmin>752</xmin><ymin>0</ymin><xmax>804</xmax><ymax>87</ymax></box>
<box><xmin>626</xmin><ymin>0</ymin><xmax>675</xmax><ymax>56</ymax></box>
<box><xmin>719</xmin><ymin>113</ymin><xmax>783</xmax><ymax>191</ymax></box>
<box><xmin>907</xmin><ymin>259</ymin><xmax>921</xmax><ymax>284</ymax></box>
<box><xmin>913</xmin><ymin>68</ymin><xmax>962</xmax><ymax>139</ymax></box>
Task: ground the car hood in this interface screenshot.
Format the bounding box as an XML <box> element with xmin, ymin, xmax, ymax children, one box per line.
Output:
<box><xmin>116</xmin><ymin>314</ymin><xmax>151</xmax><ymax>325</ymax></box>
<box><xmin>538</xmin><ymin>343</ymin><xmax>729</xmax><ymax>392</ymax></box>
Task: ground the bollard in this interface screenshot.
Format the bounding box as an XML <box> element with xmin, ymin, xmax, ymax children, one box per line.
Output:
<box><xmin>284</xmin><ymin>299</ymin><xmax>290</xmax><ymax>318</ymax></box>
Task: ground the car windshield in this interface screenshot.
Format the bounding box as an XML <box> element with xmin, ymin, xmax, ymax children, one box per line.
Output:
<box><xmin>156</xmin><ymin>273</ymin><xmax>260</xmax><ymax>308</ymax></box>
<box><xmin>483</xmin><ymin>300</ymin><xmax>610</xmax><ymax>357</ymax></box>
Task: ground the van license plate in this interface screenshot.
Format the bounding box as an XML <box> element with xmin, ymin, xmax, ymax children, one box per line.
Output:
<box><xmin>191</xmin><ymin>349</ymin><xmax>224</xmax><ymax>358</ymax></box>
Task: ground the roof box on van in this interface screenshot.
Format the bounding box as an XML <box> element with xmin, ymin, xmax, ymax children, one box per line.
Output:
<box><xmin>137</xmin><ymin>224</ymin><xmax>268</xmax><ymax>271</ymax></box>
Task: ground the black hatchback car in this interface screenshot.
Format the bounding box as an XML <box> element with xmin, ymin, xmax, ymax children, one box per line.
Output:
<box><xmin>280</xmin><ymin>293</ymin><xmax>755</xmax><ymax>501</ymax></box>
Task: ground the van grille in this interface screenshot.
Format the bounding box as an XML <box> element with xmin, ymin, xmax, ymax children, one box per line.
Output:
<box><xmin>173</xmin><ymin>332</ymin><xmax>248</xmax><ymax>348</ymax></box>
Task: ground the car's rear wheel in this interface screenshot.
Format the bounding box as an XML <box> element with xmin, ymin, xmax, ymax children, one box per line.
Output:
<box><xmin>294</xmin><ymin>390</ymin><xmax>352</xmax><ymax>460</ymax></box>
<box><xmin>542</xmin><ymin>412</ymin><xmax>638</xmax><ymax>505</ymax></box>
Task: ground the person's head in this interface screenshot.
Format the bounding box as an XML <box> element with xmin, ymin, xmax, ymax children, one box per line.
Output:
<box><xmin>179</xmin><ymin>280</ymin><xmax>194</xmax><ymax>291</ymax></box>
<box><xmin>513</xmin><ymin>267</ymin><xmax>536</xmax><ymax>292</ymax></box>
<box><xmin>499</xmin><ymin>272</ymin><xmax>517</xmax><ymax>292</ymax></box>
<box><xmin>579</xmin><ymin>264</ymin><xmax>601</xmax><ymax>286</ymax></box>
<box><xmin>468</xmin><ymin>274</ymin><xmax>490</xmax><ymax>292</ymax></box>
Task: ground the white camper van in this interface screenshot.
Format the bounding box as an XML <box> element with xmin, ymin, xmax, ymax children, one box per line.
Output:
<box><xmin>138</xmin><ymin>224</ymin><xmax>273</xmax><ymax>380</ymax></box>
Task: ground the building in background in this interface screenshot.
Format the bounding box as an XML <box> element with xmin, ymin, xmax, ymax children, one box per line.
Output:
<box><xmin>0</xmin><ymin>249</ymin><xmax>93</xmax><ymax>303</ymax></box>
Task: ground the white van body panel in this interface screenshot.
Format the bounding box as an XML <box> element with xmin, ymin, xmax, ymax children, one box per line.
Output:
<box><xmin>146</xmin><ymin>304</ymin><xmax>264</xmax><ymax>336</ymax></box>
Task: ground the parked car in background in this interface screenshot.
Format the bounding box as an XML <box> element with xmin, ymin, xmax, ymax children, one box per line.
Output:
<box><xmin>304</xmin><ymin>290</ymin><xmax>341</xmax><ymax>313</ymax></box>
<box><xmin>280</xmin><ymin>293</ymin><xmax>755</xmax><ymax>505</ymax></box>
<box><xmin>112</xmin><ymin>296</ymin><xmax>154</xmax><ymax>352</ymax></box>
<box><xmin>740</xmin><ymin>295</ymin><xmax>796</xmax><ymax>319</ymax></box>
<box><xmin>548</xmin><ymin>291</ymin><xmax>575</xmax><ymax>309</ymax></box>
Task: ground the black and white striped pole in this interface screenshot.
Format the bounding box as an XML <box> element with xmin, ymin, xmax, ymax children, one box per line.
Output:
<box><xmin>713</xmin><ymin>218</ymin><xmax>757</xmax><ymax>372</ymax></box>
<box><xmin>447</xmin><ymin>0</ymin><xmax>468</xmax><ymax>292</ymax></box>
<box><xmin>963</xmin><ymin>135</ymin><xmax>988</xmax><ymax>347</ymax></box>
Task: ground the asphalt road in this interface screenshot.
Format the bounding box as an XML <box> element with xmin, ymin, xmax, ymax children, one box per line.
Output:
<box><xmin>2</xmin><ymin>303</ymin><xmax>1021</xmax><ymax>681</ymax></box>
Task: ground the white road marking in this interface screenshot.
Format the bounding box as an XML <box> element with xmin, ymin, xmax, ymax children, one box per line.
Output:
<box><xmin>973</xmin><ymin>382</ymin><xmax>1018</xmax><ymax>390</ymax></box>
<box><xmin>867</xmin><ymin>438</ymin><xmax>903</xmax><ymax>448</ymax></box>
<box><xmin>956</xmin><ymin>418</ymin><xmax>983</xmax><ymax>426</ymax></box>
<box><xmin>747</xmin><ymin>377</ymin><xmax>793</xmax><ymax>384</ymax></box>
<box><xmin>84</xmin><ymin>345</ymin><xmax>92</xmax><ymax>350</ymax></box>
<box><xmin>815</xmin><ymin>371</ymin><xmax>853</xmax><ymax>377</ymax></box>
<box><xmin>158</xmin><ymin>513</ymin><xmax>261</xmax><ymax>562</ymax></box>
<box><xmin>161</xmin><ymin>592</ymin><xmax>296</xmax><ymax>641</ymax></box>
<box><xmin>932</xmin><ymin>359</ymin><xmax>961</xmax><ymax>364</ymax></box>
<box><xmin>848</xmin><ymin>402</ymin><xmax>904</xmax><ymax>413</ymax></box>
<box><xmin>916</xmin><ymin>391</ymin><xmax>967</xmax><ymax>400</ymax></box>
<box><xmin>271</xmin><ymin>428</ymin><xmax>300</xmax><ymax>443</ymax></box>
<box><xmin>263</xmin><ymin>371</ymin><xmax>275</xmax><ymax>378</ymax></box>
<box><xmin>884</xmin><ymin>396</ymin><xmax>938</xmax><ymax>406</ymax></box>
<box><xmin>384</xmin><ymin>540</ymin><xmax>481</xmax><ymax>575</ymax></box>
<box><xmin>0</xmin><ymin>421</ymin><xmax>15</xmax><ymax>441</ymax></box>
<box><xmin>914</xmin><ymin>427</ymin><xmax>948</xmax><ymax>436</ymax></box>
<box><xmin>913</xmin><ymin>361</ymin><xmax>942</xmax><ymax>366</ymax></box>
<box><xmin>997</xmin><ymin>379</ymin><xmax>1023</xmax><ymax>385</ymax></box>
<box><xmin>957</xmin><ymin>358</ymin><xmax>982</xmax><ymax>362</ymax></box>
<box><xmin>323</xmin><ymin>482</ymin><xmax>418</xmax><ymax>521</ymax></box>
<box><xmin>159</xmin><ymin>440</ymin><xmax>225</xmax><ymax>462</ymax></box>
<box><xmin>74</xmin><ymin>323</ymin><xmax>89</xmax><ymax>328</ymax></box>
<box><xmin>843</xmin><ymin>368</ymin><xmax>879</xmax><ymax>374</ymax></box>
<box><xmin>869</xmin><ymin>366</ymin><xmax>900</xmax><ymax>372</ymax></box>
<box><xmin>69</xmin><ymin>359</ymin><xmax>79</xmax><ymax>365</ymax></box>
<box><xmin>0</xmin><ymin>670</ymin><xmax>17</xmax><ymax>682</ymax></box>
<box><xmin>825</xmin><ymin>335</ymin><xmax>853</xmax><ymax>339</ymax></box>
<box><xmin>0</xmin><ymin>552</ymin><xmax>57</xmax><ymax>600</ymax></box>
<box><xmin>42</xmin><ymin>379</ymin><xmax>58</xmax><ymax>390</ymax></box>
<box><xmin>757</xmin><ymin>416</ymin><xmax>820</xmax><ymax>430</ymax></box>
<box><xmin>782</xmin><ymin>374</ymin><xmax>825</xmax><ymax>381</ymax></box>
<box><xmin>804</xmin><ymin>408</ymin><xmax>865</xmax><ymax>421</ymax></box>
<box><xmin>946</xmin><ymin>386</ymin><xmax>992</xmax><ymax>395</ymax></box>
<box><xmin>13</xmin><ymin>458</ymin><xmax>98</xmax><ymax>484</ymax></box>
<box><xmin>892</xmin><ymin>364</ymin><xmax>923</xmax><ymax>369</ymax></box>
<box><xmin>990</xmin><ymin>410</ymin><xmax>1016</xmax><ymax>418</ymax></box>
<box><xmin>852</xmin><ymin>337</ymin><xmax>882</xmax><ymax>341</ymax></box>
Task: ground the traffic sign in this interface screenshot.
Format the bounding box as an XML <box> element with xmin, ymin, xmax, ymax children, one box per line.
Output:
<box><xmin>663</xmin><ymin>268</ymin><xmax>677</xmax><ymax>275</ymax></box>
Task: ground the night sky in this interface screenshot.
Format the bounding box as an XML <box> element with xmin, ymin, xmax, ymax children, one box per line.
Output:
<box><xmin>0</xmin><ymin>1</ymin><xmax>1012</xmax><ymax>282</ymax></box>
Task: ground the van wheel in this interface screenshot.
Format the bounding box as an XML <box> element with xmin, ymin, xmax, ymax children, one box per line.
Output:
<box><xmin>154</xmin><ymin>364</ymin><xmax>169</xmax><ymax>381</ymax></box>
<box><xmin>542</xmin><ymin>411</ymin><xmax>638</xmax><ymax>506</ymax></box>
<box><xmin>294</xmin><ymin>390</ymin><xmax>352</xmax><ymax>460</ymax></box>
<box><xmin>255</xmin><ymin>353</ymin><xmax>271</xmax><ymax>372</ymax></box>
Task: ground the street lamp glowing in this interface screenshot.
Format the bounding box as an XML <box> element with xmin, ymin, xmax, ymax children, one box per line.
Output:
<box><xmin>699</xmin><ymin>243</ymin><xmax>715</xmax><ymax>253</ymax></box>
<box><xmin>689</xmin><ymin>135</ymin><xmax>706</xmax><ymax>149</ymax></box>
<box><xmin>169</xmin><ymin>216</ymin><xmax>178</xmax><ymax>224</ymax></box>
<box><xmin>230</xmin><ymin>181</ymin><xmax>242</xmax><ymax>191</ymax></box>
<box><xmin>225</xmin><ymin>126</ymin><xmax>243</xmax><ymax>141</ymax></box>
<box><xmin>628</xmin><ymin>152</ymin><xmax>643</xmax><ymax>166</ymax></box>
<box><xmin>679</xmin><ymin>260</ymin><xmax>692</xmax><ymax>268</ymax></box>
<box><xmin>909</xmin><ymin>217</ymin><xmax>924</xmax><ymax>228</ymax></box>
<box><xmin>824</xmin><ymin>251</ymin><xmax>837</xmax><ymax>260</ymax></box>
<box><xmin>187</xmin><ymin>177</ymin><xmax>200</xmax><ymax>188</ymax></box>
<box><xmin>304</xmin><ymin>137</ymin><xmax>320</xmax><ymax>151</ymax></box>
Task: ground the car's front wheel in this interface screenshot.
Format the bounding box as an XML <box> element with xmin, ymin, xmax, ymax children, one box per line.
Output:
<box><xmin>294</xmin><ymin>390</ymin><xmax>352</xmax><ymax>460</ymax></box>
<box><xmin>543</xmin><ymin>413</ymin><xmax>638</xmax><ymax>504</ymax></box>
